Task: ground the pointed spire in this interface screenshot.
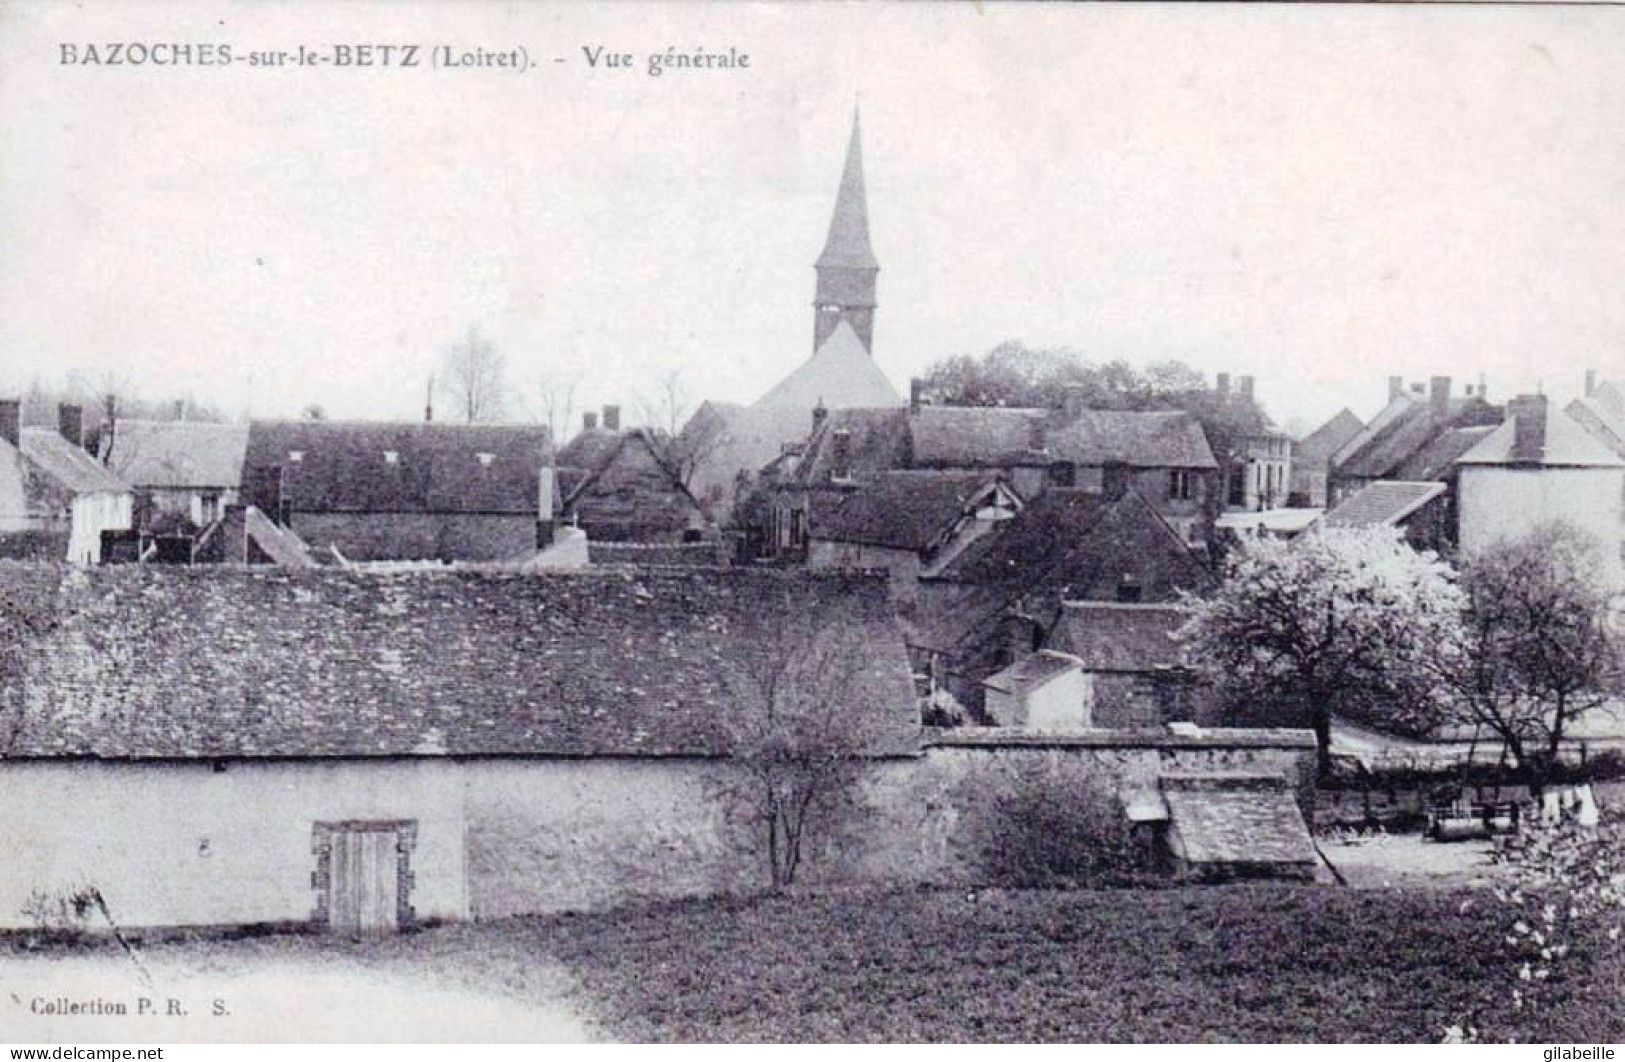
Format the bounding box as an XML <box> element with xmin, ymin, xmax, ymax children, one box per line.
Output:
<box><xmin>816</xmin><ymin>108</ymin><xmax>878</xmax><ymax>271</ymax></box>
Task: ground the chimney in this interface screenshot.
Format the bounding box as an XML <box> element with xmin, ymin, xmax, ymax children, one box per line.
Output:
<box><xmin>1060</xmin><ymin>384</ymin><xmax>1089</xmax><ymax>419</ymax></box>
<box><xmin>536</xmin><ymin>465</ymin><xmax>556</xmax><ymax>547</ymax></box>
<box><xmin>1478</xmin><ymin>373</ymin><xmax>1488</xmax><ymax>403</ymax></box>
<box><xmin>1509</xmin><ymin>394</ymin><xmax>1548</xmax><ymax>466</ymax></box>
<box><xmin>100</xmin><ymin>394</ymin><xmax>118</xmax><ymax>461</ymax></box>
<box><xmin>58</xmin><ymin>404</ymin><xmax>83</xmax><ymax>449</ymax></box>
<box><xmin>173</xmin><ymin>399</ymin><xmax>186</xmax><ymax>421</ymax></box>
<box><xmin>1587</xmin><ymin>369</ymin><xmax>1598</xmax><ymax>398</ymax></box>
<box><xmin>1216</xmin><ymin>373</ymin><xmax>1231</xmax><ymax>402</ymax></box>
<box><xmin>0</xmin><ymin>399</ymin><xmax>18</xmax><ymax>449</ymax></box>
<box><xmin>1027</xmin><ymin>414</ymin><xmax>1047</xmax><ymax>453</ymax></box>
<box><xmin>1003</xmin><ymin>607</ymin><xmax>1037</xmax><ymax>668</ymax></box>
<box><xmin>1239</xmin><ymin>375</ymin><xmax>1255</xmax><ymax>405</ymax></box>
<box><xmin>1429</xmin><ymin>376</ymin><xmax>1451</xmax><ymax>421</ymax></box>
<box><xmin>909</xmin><ymin>378</ymin><xmax>927</xmax><ymax>413</ymax></box>
<box><xmin>425</xmin><ymin>374</ymin><xmax>435</xmax><ymax>423</ymax></box>
<box><xmin>602</xmin><ymin>405</ymin><xmax>621</xmax><ymax>432</ymax></box>
<box><xmin>1102</xmin><ymin>460</ymin><xmax>1132</xmax><ymax>501</ymax></box>
<box><xmin>812</xmin><ymin>400</ymin><xmax>828</xmax><ymax>433</ymax></box>
<box><xmin>1388</xmin><ymin>376</ymin><xmax>1404</xmax><ymax>402</ymax></box>
<box><xmin>583</xmin><ymin>411</ymin><xmax>598</xmax><ymax>431</ymax></box>
<box><xmin>830</xmin><ymin>428</ymin><xmax>853</xmax><ymax>482</ymax></box>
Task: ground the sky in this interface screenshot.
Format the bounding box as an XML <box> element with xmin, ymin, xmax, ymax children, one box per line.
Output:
<box><xmin>2</xmin><ymin>1</ymin><xmax>1624</xmax><ymax>437</ymax></box>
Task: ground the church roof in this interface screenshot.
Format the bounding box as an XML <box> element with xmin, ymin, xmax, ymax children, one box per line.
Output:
<box><xmin>753</xmin><ymin>320</ymin><xmax>904</xmax><ymax>409</ymax></box>
<box><xmin>815</xmin><ymin>111</ymin><xmax>878</xmax><ymax>273</ymax></box>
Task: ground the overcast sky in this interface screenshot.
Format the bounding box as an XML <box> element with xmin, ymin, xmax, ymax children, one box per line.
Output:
<box><xmin>3</xmin><ymin>1</ymin><xmax>1623</xmax><ymax>436</ymax></box>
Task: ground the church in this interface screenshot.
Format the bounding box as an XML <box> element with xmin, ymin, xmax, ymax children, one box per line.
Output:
<box><xmin>684</xmin><ymin>112</ymin><xmax>905</xmax><ymax>512</ymax></box>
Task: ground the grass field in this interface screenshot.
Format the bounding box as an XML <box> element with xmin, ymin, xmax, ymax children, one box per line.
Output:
<box><xmin>9</xmin><ymin>883</ymin><xmax>1621</xmax><ymax>1042</ymax></box>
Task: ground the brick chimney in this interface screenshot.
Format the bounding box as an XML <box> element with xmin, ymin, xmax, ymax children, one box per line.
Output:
<box><xmin>1509</xmin><ymin>394</ymin><xmax>1548</xmax><ymax>466</ymax></box>
<box><xmin>0</xmin><ymin>399</ymin><xmax>18</xmax><ymax>449</ymax></box>
<box><xmin>1239</xmin><ymin>375</ymin><xmax>1255</xmax><ymax>405</ymax></box>
<box><xmin>908</xmin><ymin>378</ymin><xmax>925</xmax><ymax>413</ymax></box>
<box><xmin>1388</xmin><ymin>376</ymin><xmax>1404</xmax><ymax>402</ymax></box>
<box><xmin>58</xmin><ymin>404</ymin><xmax>84</xmax><ymax>449</ymax></box>
<box><xmin>1429</xmin><ymin>376</ymin><xmax>1451</xmax><ymax>421</ymax></box>
<box><xmin>830</xmin><ymin>428</ymin><xmax>853</xmax><ymax>482</ymax></box>
<box><xmin>1060</xmin><ymin>384</ymin><xmax>1089</xmax><ymax>419</ymax></box>
<box><xmin>583</xmin><ymin>411</ymin><xmax>598</xmax><ymax>431</ymax></box>
<box><xmin>602</xmin><ymin>405</ymin><xmax>621</xmax><ymax>432</ymax></box>
<box><xmin>1216</xmin><ymin>373</ymin><xmax>1231</xmax><ymax>402</ymax></box>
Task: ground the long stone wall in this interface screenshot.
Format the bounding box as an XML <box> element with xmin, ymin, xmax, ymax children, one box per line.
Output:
<box><xmin>0</xmin><ymin>728</ymin><xmax>1316</xmax><ymax>930</ymax></box>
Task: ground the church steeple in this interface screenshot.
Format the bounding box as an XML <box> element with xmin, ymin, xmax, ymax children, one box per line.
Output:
<box><xmin>813</xmin><ymin>109</ymin><xmax>879</xmax><ymax>354</ymax></box>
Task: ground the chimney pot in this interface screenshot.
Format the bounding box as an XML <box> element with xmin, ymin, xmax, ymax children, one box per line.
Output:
<box><xmin>0</xmin><ymin>399</ymin><xmax>18</xmax><ymax>450</ymax></box>
<box><xmin>583</xmin><ymin>411</ymin><xmax>598</xmax><ymax>431</ymax></box>
<box><xmin>602</xmin><ymin>405</ymin><xmax>621</xmax><ymax>432</ymax></box>
<box><xmin>58</xmin><ymin>404</ymin><xmax>84</xmax><ymax>449</ymax></box>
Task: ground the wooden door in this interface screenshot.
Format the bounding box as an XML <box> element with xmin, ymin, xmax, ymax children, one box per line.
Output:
<box><xmin>328</xmin><ymin>827</ymin><xmax>400</xmax><ymax>935</ymax></box>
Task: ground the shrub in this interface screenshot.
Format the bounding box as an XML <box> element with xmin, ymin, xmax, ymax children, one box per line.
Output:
<box><xmin>964</xmin><ymin>758</ymin><xmax>1141</xmax><ymax>888</ymax></box>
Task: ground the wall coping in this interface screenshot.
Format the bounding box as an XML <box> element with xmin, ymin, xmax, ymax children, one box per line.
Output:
<box><xmin>924</xmin><ymin>726</ymin><xmax>1319</xmax><ymax>751</ymax></box>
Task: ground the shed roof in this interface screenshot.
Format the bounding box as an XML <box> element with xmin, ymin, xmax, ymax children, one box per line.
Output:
<box><xmin>1049</xmin><ymin>602</ymin><xmax>1193</xmax><ymax>673</ymax></box>
<box><xmin>1323</xmin><ymin>480</ymin><xmax>1445</xmax><ymax>528</ymax></box>
<box><xmin>1</xmin><ymin>565</ymin><xmax>920</xmax><ymax>760</ymax></box>
<box><xmin>810</xmin><ymin>470</ymin><xmax>1003</xmax><ymax>552</ymax></box>
<box><xmin>981</xmin><ymin>650</ymin><xmax>1081</xmax><ymax>696</ymax></box>
<box><xmin>1161</xmin><ymin>773</ymin><xmax>1317</xmax><ymax>866</ymax></box>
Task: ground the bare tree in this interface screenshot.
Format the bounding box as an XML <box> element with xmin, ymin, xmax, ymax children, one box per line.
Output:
<box><xmin>711</xmin><ymin>591</ymin><xmax>884</xmax><ymax>891</ymax></box>
<box><xmin>635</xmin><ymin>369</ymin><xmax>727</xmax><ymax>489</ymax></box>
<box><xmin>439</xmin><ymin>325</ymin><xmax>509</xmax><ymax>424</ymax></box>
<box><xmin>532</xmin><ymin>371</ymin><xmax>581</xmax><ymax>446</ymax></box>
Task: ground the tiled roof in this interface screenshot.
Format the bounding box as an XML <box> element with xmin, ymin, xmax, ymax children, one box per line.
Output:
<box><xmin>810</xmin><ymin>470</ymin><xmax>1001</xmax><ymax>552</ymax></box>
<box><xmin>1</xmin><ymin>565</ymin><xmax>919</xmax><ymax>760</ymax></box>
<box><xmin>910</xmin><ymin>406</ymin><xmax>1216</xmax><ymax>470</ymax></box>
<box><xmin>16</xmin><ymin>430</ymin><xmax>129</xmax><ymax>495</ymax></box>
<box><xmin>554</xmin><ymin>427</ymin><xmax>626</xmax><ymax>475</ymax></box>
<box><xmin>1049</xmin><ymin>602</ymin><xmax>1193</xmax><ymax>673</ymax></box>
<box><xmin>1335</xmin><ymin>397</ymin><xmax>1501</xmax><ymax>479</ymax></box>
<box><xmin>1458</xmin><ymin>406</ymin><xmax>1624</xmax><ymax>468</ymax></box>
<box><xmin>932</xmin><ymin>489</ymin><xmax>1115</xmax><ymax>586</ymax></box>
<box><xmin>982</xmin><ymin>650</ymin><xmax>1081</xmax><ymax>696</ymax></box>
<box><xmin>1390</xmin><ymin>426</ymin><xmax>1495</xmax><ymax>481</ymax></box>
<box><xmin>242</xmin><ymin>420</ymin><xmax>553</xmax><ymax>515</ymax></box>
<box><xmin>1323</xmin><ymin>480</ymin><xmax>1446</xmax><ymax>528</ymax></box>
<box><xmin>105</xmin><ymin>420</ymin><xmax>249</xmax><ymax>490</ymax></box>
<box><xmin>754</xmin><ymin>322</ymin><xmax>904</xmax><ymax>409</ymax></box>
<box><xmin>1294</xmin><ymin>409</ymin><xmax>1365</xmax><ymax>465</ymax></box>
<box><xmin>1567</xmin><ymin>396</ymin><xmax>1625</xmax><ymax>458</ymax></box>
<box><xmin>1161</xmin><ymin>773</ymin><xmax>1317</xmax><ymax>866</ymax></box>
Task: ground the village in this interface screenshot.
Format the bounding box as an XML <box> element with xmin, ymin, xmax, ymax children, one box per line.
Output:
<box><xmin>3</xmin><ymin>112</ymin><xmax>1624</xmax><ymax>1044</ymax></box>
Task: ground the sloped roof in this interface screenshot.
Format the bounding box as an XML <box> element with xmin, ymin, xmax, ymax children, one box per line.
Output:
<box><xmin>17</xmin><ymin>430</ymin><xmax>129</xmax><ymax>495</ymax></box>
<box><xmin>242</xmin><ymin>420</ymin><xmax>553</xmax><ymax>515</ymax></box>
<box><xmin>1049</xmin><ymin>602</ymin><xmax>1193</xmax><ymax>673</ymax></box>
<box><xmin>555</xmin><ymin>427</ymin><xmax>626</xmax><ymax>474</ymax></box>
<box><xmin>815</xmin><ymin>111</ymin><xmax>878</xmax><ymax>273</ymax></box>
<box><xmin>933</xmin><ymin>489</ymin><xmax>1116</xmax><ymax>586</ymax></box>
<box><xmin>1336</xmin><ymin>396</ymin><xmax>1501</xmax><ymax>479</ymax></box>
<box><xmin>243</xmin><ymin>506</ymin><xmax>316</xmax><ymax>567</ymax></box>
<box><xmin>1161</xmin><ymin>773</ymin><xmax>1317</xmax><ymax>866</ymax></box>
<box><xmin>982</xmin><ymin>650</ymin><xmax>1081</xmax><ymax>696</ymax></box>
<box><xmin>1323</xmin><ymin>480</ymin><xmax>1446</xmax><ymax>529</ymax></box>
<box><xmin>105</xmin><ymin>420</ymin><xmax>249</xmax><ymax>490</ymax></box>
<box><xmin>787</xmin><ymin>407</ymin><xmax>914</xmax><ymax>488</ymax></box>
<box><xmin>1</xmin><ymin>565</ymin><xmax>920</xmax><ymax>760</ymax></box>
<box><xmin>810</xmin><ymin>470</ymin><xmax>1002</xmax><ymax>552</ymax></box>
<box><xmin>910</xmin><ymin>406</ymin><xmax>1216</xmax><ymax>470</ymax></box>
<box><xmin>1568</xmin><ymin>396</ymin><xmax>1625</xmax><ymax>457</ymax></box>
<box><xmin>753</xmin><ymin>321</ymin><xmax>904</xmax><ymax>409</ymax></box>
<box><xmin>1294</xmin><ymin>409</ymin><xmax>1365</xmax><ymax>465</ymax></box>
<box><xmin>1458</xmin><ymin>406</ymin><xmax>1625</xmax><ymax>468</ymax></box>
<box><xmin>1391</xmin><ymin>426</ymin><xmax>1495</xmax><ymax>481</ymax></box>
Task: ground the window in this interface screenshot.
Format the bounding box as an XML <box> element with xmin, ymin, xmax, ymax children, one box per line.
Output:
<box><xmin>1116</xmin><ymin>573</ymin><xmax>1143</xmax><ymax>603</ymax></box>
<box><xmin>1170</xmin><ymin>470</ymin><xmax>1194</xmax><ymax>501</ymax></box>
<box><xmin>383</xmin><ymin>450</ymin><xmax>399</xmax><ymax>466</ymax></box>
<box><xmin>1050</xmin><ymin>462</ymin><xmax>1076</xmax><ymax>487</ymax></box>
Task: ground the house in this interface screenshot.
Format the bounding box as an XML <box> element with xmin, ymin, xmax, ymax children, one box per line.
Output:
<box><xmin>0</xmin><ymin>562</ymin><xmax>1323</xmax><ymax>927</ymax></box>
<box><xmin>1328</xmin><ymin>375</ymin><xmax>1501</xmax><ymax>507</ymax></box>
<box><xmin>981</xmin><ymin>651</ymin><xmax>1089</xmax><ymax>731</ymax></box>
<box><xmin>1210</xmin><ymin>374</ymin><xmax>1293</xmax><ymax>513</ymax></box>
<box><xmin>1455</xmin><ymin>393</ymin><xmax>1625</xmax><ymax>585</ymax></box>
<box><xmin>910</xmin><ymin>485</ymin><xmax>1216</xmax><ymax>716</ymax></box>
<box><xmin>1045</xmin><ymin>601</ymin><xmax>1220</xmax><ymax>729</ymax></box>
<box><xmin>103</xmin><ymin>419</ymin><xmax>250</xmax><ymax>530</ymax></box>
<box><xmin>686</xmin><ymin>112</ymin><xmax>905</xmax><ymax>516</ymax></box>
<box><xmin>554</xmin><ymin>406</ymin><xmax>714</xmax><ymax>546</ymax></box>
<box><xmin>1289</xmin><ymin>408</ymin><xmax>1364</xmax><ymax>508</ymax></box>
<box><xmin>0</xmin><ymin>400</ymin><xmax>132</xmax><ymax>564</ymax></box>
<box><xmin>1322</xmin><ymin>480</ymin><xmax>1452</xmax><ymax>552</ymax></box>
<box><xmin>805</xmin><ymin>469</ymin><xmax>1022</xmax><ymax>599</ymax></box>
<box><xmin>239</xmin><ymin>419</ymin><xmax>555</xmax><ymax>563</ymax></box>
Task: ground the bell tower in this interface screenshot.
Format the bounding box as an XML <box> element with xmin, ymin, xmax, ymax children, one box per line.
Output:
<box><xmin>813</xmin><ymin>110</ymin><xmax>879</xmax><ymax>353</ymax></box>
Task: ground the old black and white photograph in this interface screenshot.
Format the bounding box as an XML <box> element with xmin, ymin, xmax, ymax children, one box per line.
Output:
<box><xmin>1</xmin><ymin>0</ymin><xmax>1624</xmax><ymax>1047</ymax></box>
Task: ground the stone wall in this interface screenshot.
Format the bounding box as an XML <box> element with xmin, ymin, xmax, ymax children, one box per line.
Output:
<box><xmin>289</xmin><ymin>511</ymin><xmax>538</xmax><ymax>563</ymax></box>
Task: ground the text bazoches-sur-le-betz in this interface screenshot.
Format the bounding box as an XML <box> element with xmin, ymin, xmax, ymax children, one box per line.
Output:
<box><xmin>56</xmin><ymin>42</ymin><xmax>752</xmax><ymax>76</ymax></box>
